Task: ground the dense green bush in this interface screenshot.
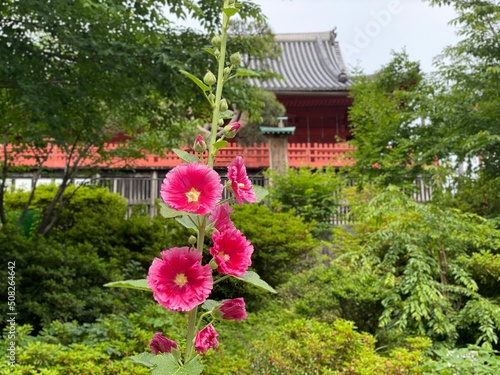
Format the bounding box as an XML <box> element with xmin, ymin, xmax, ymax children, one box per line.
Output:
<box><xmin>231</xmin><ymin>203</ymin><xmax>319</xmax><ymax>286</ymax></box>
<box><xmin>249</xmin><ymin>318</ymin><xmax>430</xmax><ymax>374</ymax></box>
<box><xmin>0</xmin><ymin>226</ymin><xmax>151</xmax><ymax>329</ymax></box>
<box><xmin>277</xmin><ymin>262</ymin><xmax>385</xmax><ymax>334</ymax></box>
<box><xmin>0</xmin><ymin>304</ymin><xmax>183</xmax><ymax>375</ymax></box>
<box><xmin>1</xmin><ymin>185</ymin><xmax>191</xmax><ymax>329</ymax></box>
<box><xmin>267</xmin><ymin>167</ymin><xmax>345</xmax><ymax>224</ymax></box>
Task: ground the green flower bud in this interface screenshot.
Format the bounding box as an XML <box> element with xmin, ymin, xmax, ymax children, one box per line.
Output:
<box><xmin>219</xmin><ymin>98</ymin><xmax>228</xmax><ymax>112</ymax></box>
<box><xmin>188</xmin><ymin>235</ymin><xmax>197</xmax><ymax>245</ymax></box>
<box><xmin>223</xmin><ymin>121</ymin><xmax>241</xmax><ymax>138</ymax></box>
<box><xmin>203</xmin><ymin>71</ymin><xmax>216</xmax><ymax>86</ymax></box>
<box><xmin>208</xmin><ymin>93</ymin><xmax>216</xmax><ymax>105</ymax></box>
<box><xmin>218</xmin><ymin>118</ymin><xmax>224</xmax><ymax>126</ymax></box>
<box><xmin>230</xmin><ymin>52</ymin><xmax>242</xmax><ymax>66</ymax></box>
<box><xmin>209</xmin><ymin>258</ymin><xmax>218</xmax><ymax>270</ymax></box>
<box><xmin>193</xmin><ymin>134</ymin><xmax>207</xmax><ymax>153</ymax></box>
<box><xmin>211</xmin><ymin>35</ymin><xmax>221</xmax><ymax>47</ymax></box>
<box><xmin>223</xmin><ymin>66</ymin><xmax>231</xmax><ymax>77</ymax></box>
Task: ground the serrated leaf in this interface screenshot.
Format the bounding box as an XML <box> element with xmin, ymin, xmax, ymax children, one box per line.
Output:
<box><xmin>235</xmin><ymin>68</ymin><xmax>260</xmax><ymax>78</ymax></box>
<box><xmin>223</xmin><ymin>7</ymin><xmax>239</xmax><ymax>17</ymax></box>
<box><xmin>235</xmin><ymin>271</ymin><xmax>276</xmax><ymax>293</ymax></box>
<box><xmin>201</xmin><ymin>299</ymin><xmax>220</xmax><ymax>311</ymax></box>
<box><xmin>179</xmin><ymin>70</ymin><xmax>211</xmax><ymax>92</ymax></box>
<box><xmin>220</xmin><ymin>110</ymin><xmax>234</xmax><ymax>119</ymax></box>
<box><xmin>159</xmin><ymin>202</ymin><xmax>186</xmax><ymax>218</ymax></box>
<box><xmin>252</xmin><ymin>185</ymin><xmax>269</xmax><ymax>203</ymax></box>
<box><xmin>172</xmin><ymin>148</ymin><xmax>200</xmax><ymax>163</ymax></box>
<box><xmin>132</xmin><ymin>352</ymin><xmax>203</xmax><ymax>375</ymax></box>
<box><xmin>104</xmin><ymin>279</ymin><xmax>151</xmax><ymax>292</ymax></box>
<box><xmin>176</xmin><ymin>214</ymin><xmax>200</xmax><ymax>231</ymax></box>
<box><xmin>213</xmin><ymin>139</ymin><xmax>228</xmax><ymax>151</ymax></box>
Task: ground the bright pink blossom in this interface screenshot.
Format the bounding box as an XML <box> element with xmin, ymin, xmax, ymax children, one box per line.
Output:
<box><xmin>209</xmin><ymin>203</ymin><xmax>235</xmax><ymax>232</ymax></box>
<box><xmin>210</xmin><ymin>229</ymin><xmax>253</xmax><ymax>277</ymax></box>
<box><xmin>219</xmin><ymin>298</ymin><xmax>247</xmax><ymax>321</ymax></box>
<box><xmin>160</xmin><ymin>163</ymin><xmax>223</xmax><ymax>215</ymax></box>
<box><xmin>195</xmin><ymin>324</ymin><xmax>219</xmax><ymax>354</ymax></box>
<box><xmin>227</xmin><ymin>156</ymin><xmax>257</xmax><ymax>205</ymax></box>
<box><xmin>149</xmin><ymin>332</ymin><xmax>178</xmax><ymax>354</ymax></box>
<box><xmin>147</xmin><ymin>247</ymin><xmax>213</xmax><ymax>312</ymax></box>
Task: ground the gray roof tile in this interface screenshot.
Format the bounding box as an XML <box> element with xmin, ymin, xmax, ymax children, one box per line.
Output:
<box><xmin>250</xmin><ymin>29</ymin><xmax>351</xmax><ymax>92</ymax></box>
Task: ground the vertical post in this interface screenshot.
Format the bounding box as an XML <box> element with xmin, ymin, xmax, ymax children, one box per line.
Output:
<box><xmin>261</xmin><ymin>118</ymin><xmax>295</xmax><ymax>176</ymax></box>
<box><xmin>150</xmin><ymin>170</ymin><xmax>158</xmax><ymax>217</ymax></box>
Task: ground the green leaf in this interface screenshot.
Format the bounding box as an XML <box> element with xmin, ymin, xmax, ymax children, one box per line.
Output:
<box><xmin>179</xmin><ymin>70</ymin><xmax>211</xmax><ymax>92</ymax></box>
<box><xmin>213</xmin><ymin>139</ymin><xmax>228</xmax><ymax>151</ymax></box>
<box><xmin>220</xmin><ymin>110</ymin><xmax>234</xmax><ymax>119</ymax></box>
<box><xmin>176</xmin><ymin>214</ymin><xmax>200</xmax><ymax>231</ymax></box>
<box><xmin>235</xmin><ymin>68</ymin><xmax>260</xmax><ymax>78</ymax></box>
<box><xmin>252</xmin><ymin>185</ymin><xmax>269</xmax><ymax>203</ymax></box>
<box><xmin>203</xmin><ymin>47</ymin><xmax>216</xmax><ymax>57</ymax></box>
<box><xmin>130</xmin><ymin>352</ymin><xmax>156</xmax><ymax>368</ymax></box>
<box><xmin>131</xmin><ymin>352</ymin><xmax>203</xmax><ymax>375</ymax></box>
<box><xmin>235</xmin><ymin>271</ymin><xmax>276</xmax><ymax>293</ymax></box>
<box><xmin>223</xmin><ymin>7</ymin><xmax>239</xmax><ymax>17</ymax></box>
<box><xmin>159</xmin><ymin>202</ymin><xmax>186</xmax><ymax>218</ymax></box>
<box><xmin>104</xmin><ymin>279</ymin><xmax>151</xmax><ymax>292</ymax></box>
<box><xmin>172</xmin><ymin>148</ymin><xmax>200</xmax><ymax>163</ymax></box>
<box><xmin>201</xmin><ymin>299</ymin><xmax>220</xmax><ymax>311</ymax></box>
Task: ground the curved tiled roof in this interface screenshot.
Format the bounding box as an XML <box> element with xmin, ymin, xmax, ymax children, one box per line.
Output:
<box><xmin>249</xmin><ymin>28</ymin><xmax>350</xmax><ymax>93</ymax></box>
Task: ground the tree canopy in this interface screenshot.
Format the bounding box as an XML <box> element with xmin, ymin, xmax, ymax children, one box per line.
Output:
<box><xmin>0</xmin><ymin>0</ymin><xmax>280</xmax><ymax>234</ymax></box>
<box><xmin>348</xmin><ymin>0</ymin><xmax>500</xmax><ymax>202</ymax></box>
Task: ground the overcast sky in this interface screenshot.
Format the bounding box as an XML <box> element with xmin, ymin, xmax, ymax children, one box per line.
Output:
<box><xmin>250</xmin><ymin>0</ymin><xmax>461</xmax><ymax>74</ymax></box>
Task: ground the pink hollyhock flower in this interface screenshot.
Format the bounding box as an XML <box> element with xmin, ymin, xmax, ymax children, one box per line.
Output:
<box><xmin>209</xmin><ymin>203</ymin><xmax>235</xmax><ymax>232</ymax></box>
<box><xmin>195</xmin><ymin>324</ymin><xmax>219</xmax><ymax>354</ymax></box>
<box><xmin>160</xmin><ymin>163</ymin><xmax>223</xmax><ymax>215</ymax></box>
<box><xmin>147</xmin><ymin>247</ymin><xmax>213</xmax><ymax>312</ymax></box>
<box><xmin>219</xmin><ymin>298</ymin><xmax>247</xmax><ymax>321</ymax></box>
<box><xmin>227</xmin><ymin>156</ymin><xmax>257</xmax><ymax>205</ymax></box>
<box><xmin>210</xmin><ymin>228</ymin><xmax>253</xmax><ymax>277</ymax></box>
<box><xmin>149</xmin><ymin>332</ymin><xmax>178</xmax><ymax>354</ymax></box>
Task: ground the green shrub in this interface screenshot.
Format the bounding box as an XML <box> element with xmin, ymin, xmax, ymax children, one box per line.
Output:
<box><xmin>231</xmin><ymin>203</ymin><xmax>319</xmax><ymax>286</ymax></box>
<box><xmin>1</xmin><ymin>185</ymin><xmax>196</xmax><ymax>329</ymax></box>
<box><xmin>277</xmin><ymin>262</ymin><xmax>385</xmax><ymax>334</ymax></box>
<box><xmin>267</xmin><ymin>167</ymin><xmax>345</xmax><ymax>224</ymax></box>
<box><xmin>248</xmin><ymin>318</ymin><xmax>430</xmax><ymax>374</ymax></box>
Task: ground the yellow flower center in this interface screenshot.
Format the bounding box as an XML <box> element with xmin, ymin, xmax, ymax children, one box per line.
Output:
<box><xmin>174</xmin><ymin>273</ymin><xmax>188</xmax><ymax>287</ymax></box>
<box><xmin>185</xmin><ymin>188</ymin><xmax>201</xmax><ymax>202</ymax></box>
<box><xmin>219</xmin><ymin>252</ymin><xmax>230</xmax><ymax>262</ymax></box>
<box><xmin>237</xmin><ymin>183</ymin><xmax>245</xmax><ymax>189</ymax></box>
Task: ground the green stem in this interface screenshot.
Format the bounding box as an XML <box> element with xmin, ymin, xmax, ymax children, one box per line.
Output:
<box><xmin>184</xmin><ymin>307</ymin><xmax>198</xmax><ymax>361</ymax></box>
<box><xmin>213</xmin><ymin>274</ymin><xmax>231</xmax><ymax>285</ymax></box>
<box><xmin>185</xmin><ymin>218</ymin><xmax>207</xmax><ymax>361</ymax></box>
<box><xmin>207</xmin><ymin>0</ymin><xmax>230</xmax><ymax>168</ymax></box>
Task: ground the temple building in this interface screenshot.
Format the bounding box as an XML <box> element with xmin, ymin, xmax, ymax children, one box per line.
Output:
<box><xmin>251</xmin><ymin>28</ymin><xmax>352</xmax><ymax>144</ymax></box>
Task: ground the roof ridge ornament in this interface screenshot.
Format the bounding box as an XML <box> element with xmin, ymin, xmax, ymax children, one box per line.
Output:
<box><xmin>330</xmin><ymin>27</ymin><xmax>337</xmax><ymax>45</ymax></box>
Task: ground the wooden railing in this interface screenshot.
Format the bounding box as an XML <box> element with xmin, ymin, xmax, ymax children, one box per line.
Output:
<box><xmin>2</xmin><ymin>142</ymin><xmax>356</xmax><ymax>169</ymax></box>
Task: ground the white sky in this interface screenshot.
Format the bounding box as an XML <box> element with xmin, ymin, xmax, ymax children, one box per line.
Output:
<box><xmin>250</xmin><ymin>0</ymin><xmax>462</xmax><ymax>74</ymax></box>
